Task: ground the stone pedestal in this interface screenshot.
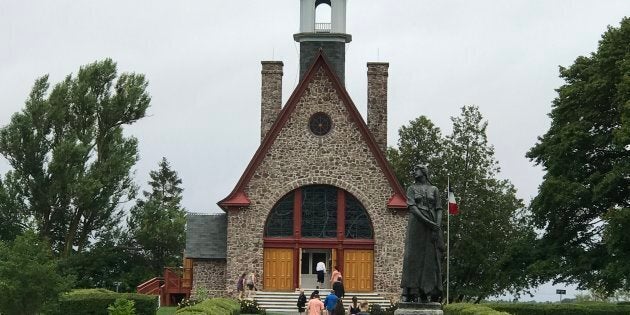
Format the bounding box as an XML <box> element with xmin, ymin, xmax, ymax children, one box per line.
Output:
<box><xmin>394</xmin><ymin>302</ymin><xmax>443</xmax><ymax>315</ymax></box>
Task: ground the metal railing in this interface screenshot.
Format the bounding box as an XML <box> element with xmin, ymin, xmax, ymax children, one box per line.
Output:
<box><xmin>315</xmin><ymin>22</ymin><xmax>331</xmax><ymax>33</ymax></box>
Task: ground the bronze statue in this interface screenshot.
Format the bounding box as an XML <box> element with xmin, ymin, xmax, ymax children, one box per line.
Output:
<box><xmin>400</xmin><ymin>164</ymin><xmax>444</xmax><ymax>303</ymax></box>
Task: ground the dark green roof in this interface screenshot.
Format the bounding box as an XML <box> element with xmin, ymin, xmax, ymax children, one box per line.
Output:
<box><xmin>185</xmin><ymin>213</ymin><xmax>227</xmax><ymax>259</ymax></box>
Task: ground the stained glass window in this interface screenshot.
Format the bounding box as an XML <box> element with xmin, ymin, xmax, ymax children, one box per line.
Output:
<box><xmin>264</xmin><ymin>192</ymin><xmax>294</xmax><ymax>237</ymax></box>
<box><xmin>301</xmin><ymin>185</ymin><xmax>337</xmax><ymax>238</ymax></box>
<box><xmin>345</xmin><ymin>193</ymin><xmax>373</xmax><ymax>239</ymax></box>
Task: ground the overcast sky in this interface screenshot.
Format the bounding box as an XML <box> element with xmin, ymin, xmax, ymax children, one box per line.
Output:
<box><xmin>1</xmin><ymin>0</ymin><xmax>629</xmax><ymax>301</ymax></box>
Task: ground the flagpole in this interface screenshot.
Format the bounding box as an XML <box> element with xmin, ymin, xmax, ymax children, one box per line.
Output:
<box><xmin>446</xmin><ymin>176</ymin><xmax>450</xmax><ymax>304</ymax></box>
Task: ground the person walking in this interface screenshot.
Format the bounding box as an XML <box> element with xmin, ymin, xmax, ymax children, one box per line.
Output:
<box><xmin>236</xmin><ymin>273</ymin><xmax>246</xmax><ymax>300</ymax></box>
<box><xmin>297</xmin><ymin>289</ymin><xmax>307</xmax><ymax>315</ymax></box>
<box><xmin>246</xmin><ymin>271</ymin><xmax>256</xmax><ymax>297</ymax></box>
<box><xmin>330</xmin><ymin>265</ymin><xmax>341</xmax><ymax>288</ymax></box>
<box><xmin>348</xmin><ymin>296</ymin><xmax>360</xmax><ymax>315</ymax></box>
<box><xmin>307</xmin><ymin>292</ymin><xmax>325</xmax><ymax>315</ymax></box>
<box><xmin>332</xmin><ymin>276</ymin><xmax>345</xmax><ymax>299</ymax></box>
<box><xmin>334</xmin><ymin>299</ymin><xmax>345</xmax><ymax>315</ymax></box>
<box><xmin>357</xmin><ymin>300</ymin><xmax>369</xmax><ymax>315</ymax></box>
<box><xmin>324</xmin><ymin>290</ymin><xmax>339</xmax><ymax>315</ymax></box>
<box><xmin>316</xmin><ymin>260</ymin><xmax>326</xmax><ymax>288</ymax></box>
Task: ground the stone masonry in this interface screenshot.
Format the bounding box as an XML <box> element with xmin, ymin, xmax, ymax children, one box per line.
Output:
<box><xmin>367</xmin><ymin>62</ymin><xmax>389</xmax><ymax>153</ymax></box>
<box><xmin>260</xmin><ymin>61</ymin><xmax>283</xmax><ymax>142</ymax></box>
<box><xmin>192</xmin><ymin>260</ymin><xmax>227</xmax><ymax>298</ymax></box>
<box><xmin>225</xmin><ymin>65</ymin><xmax>408</xmax><ymax>298</ymax></box>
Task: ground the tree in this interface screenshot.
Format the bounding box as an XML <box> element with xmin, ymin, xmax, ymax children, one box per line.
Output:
<box><xmin>58</xmin><ymin>226</ymin><xmax>150</xmax><ymax>292</ymax></box>
<box><xmin>128</xmin><ymin>157</ymin><xmax>186</xmax><ymax>276</ymax></box>
<box><xmin>526</xmin><ymin>17</ymin><xmax>630</xmax><ymax>294</ymax></box>
<box><xmin>387</xmin><ymin>116</ymin><xmax>446</xmax><ymax>188</ymax></box>
<box><xmin>388</xmin><ymin>106</ymin><xmax>538</xmax><ymax>302</ymax></box>
<box><xmin>0</xmin><ymin>59</ymin><xmax>150</xmax><ymax>257</ymax></box>
<box><xmin>0</xmin><ymin>173</ymin><xmax>28</xmax><ymax>242</ymax></box>
<box><xmin>0</xmin><ymin>231</ymin><xmax>73</xmax><ymax>315</ymax></box>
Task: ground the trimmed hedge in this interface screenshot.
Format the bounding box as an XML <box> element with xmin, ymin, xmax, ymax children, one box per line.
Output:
<box><xmin>57</xmin><ymin>289</ymin><xmax>158</xmax><ymax>315</ymax></box>
<box><xmin>444</xmin><ymin>303</ymin><xmax>510</xmax><ymax>315</ymax></box>
<box><xmin>176</xmin><ymin>298</ymin><xmax>241</xmax><ymax>315</ymax></box>
<box><xmin>486</xmin><ymin>302</ymin><xmax>630</xmax><ymax>315</ymax></box>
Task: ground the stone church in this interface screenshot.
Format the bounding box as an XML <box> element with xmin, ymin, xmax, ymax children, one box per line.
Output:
<box><xmin>185</xmin><ymin>0</ymin><xmax>409</xmax><ymax>299</ymax></box>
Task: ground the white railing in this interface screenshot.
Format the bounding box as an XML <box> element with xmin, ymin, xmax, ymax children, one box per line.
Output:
<box><xmin>315</xmin><ymin>23</ymin><xmax>331</xmax><ymax>33</ymax></box>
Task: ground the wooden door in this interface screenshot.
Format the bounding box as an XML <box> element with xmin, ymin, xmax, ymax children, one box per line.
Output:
<box><xmin>343</xmin><ymin>249</ymin><xmax>373</xmax><ymax>292</ymax></box>
<box><xmin>182</xmin><ymin>258</ymin><xmax>193</xmax><ymax>288</ymax></box>
<box><xmin>263</xmin><ymin>248</ymin><xmax>294</xmax><ymax>291</ymax></box>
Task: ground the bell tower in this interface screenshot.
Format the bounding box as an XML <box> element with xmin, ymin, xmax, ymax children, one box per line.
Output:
<box><xmin>294</xmin><ymin>0</ymin><xmax>352</xmax><ymax>84</ymax></box>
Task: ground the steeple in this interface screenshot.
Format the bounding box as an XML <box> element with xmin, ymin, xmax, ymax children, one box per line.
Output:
<box><xmin>294</xmin><ymin>0</ymin><xmax>352</xmax><ymax>84</ymax></box>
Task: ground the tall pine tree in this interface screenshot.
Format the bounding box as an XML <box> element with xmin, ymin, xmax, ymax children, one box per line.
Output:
<box><xmin>128</xmin><ymin>157</ymin><xmax>186</xmax><ymax>276</ymax></box>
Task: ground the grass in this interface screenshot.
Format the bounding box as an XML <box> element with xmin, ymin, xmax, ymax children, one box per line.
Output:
<box><xmin>157</xmin><ymin>306</ymin><xmax>177</xmax><ymax>315</ymax></box>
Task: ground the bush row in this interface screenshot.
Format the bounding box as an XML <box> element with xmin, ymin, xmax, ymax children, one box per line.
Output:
<box><xmin>444</xmin><ymin>303</ymin><xmax>510</xmax><ymax>315</ymax></box>
<box><xmin>56</xmin><ymin>289</ymin><xmax>158</xmax><ymax>315</ymax></box>
<box><xmin>176</xmin><ymin>298</ymin><xmax>241</xmax><ymax>315</ymax></box>
<box><xmin>486</xmin><ymin>302</ymin><xmax>630</xmax><ymax>315</ymax></box>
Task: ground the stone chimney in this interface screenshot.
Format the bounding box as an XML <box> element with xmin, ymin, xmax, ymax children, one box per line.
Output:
<box><xmin>260</xmin><ymin>61</ymin><xmax>283</xmax><ymax>142</ymax></box>
<box><xmin>367</xmin><ymin>62</ymin><xmax>389</xmax><ymax>152</ymax></box>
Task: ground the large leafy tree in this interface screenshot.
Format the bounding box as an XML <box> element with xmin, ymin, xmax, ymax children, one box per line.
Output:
<box><xmin>0</xmin><ymin>59</ymin><xmax>150</xmax><ymax>257</ymax></box>
<box><xmin>128</xmin><ymin>157</ymin><xmax>187</xmax><ymax>276</ymax></box>
<box><xmin>527</xmin><ymin>17</ymin><xmax>630</xmax><ymax>294</ymax></box>
<box><xmin>0</xmin><ymin>231</ymin><xmax>74</xmax><ymax>315</ymax></box>
<box><xmin>388</xmin><ymin>106</ymin><xmax>538</xmax><ymax>302</ymax></box>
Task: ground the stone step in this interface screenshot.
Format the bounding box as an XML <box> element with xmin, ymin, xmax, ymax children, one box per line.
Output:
<box><xmin>251</xmin><ymin>290</ymin><xmax>392</xmax><ymax>313</ymax></box>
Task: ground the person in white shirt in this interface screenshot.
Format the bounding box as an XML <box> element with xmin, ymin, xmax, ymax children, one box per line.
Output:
<box><xmin>316</xmin><ymin>261</ymin><xmax>326</xmax><ymax>288</ymax></box>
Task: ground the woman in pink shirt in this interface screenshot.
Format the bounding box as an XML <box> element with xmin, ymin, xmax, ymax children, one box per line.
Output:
<box><xmin>307</xmin><ymin>293</ymin><xmax>325</xmax><ymax>315</ymax></box>
<box><xmin>330</xmin><ymin>266</ymin><xmax>342</xmax><ymax>285</ymax></box>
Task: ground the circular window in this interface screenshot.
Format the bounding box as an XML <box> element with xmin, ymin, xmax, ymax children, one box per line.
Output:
<box><xmin>309</xmin><ymin>112</ymin><xmax>332</xmax><ymax>136</ymax></box>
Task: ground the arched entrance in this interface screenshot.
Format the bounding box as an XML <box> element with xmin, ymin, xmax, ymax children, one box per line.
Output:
<box><xmin>263</xmin><ymin>185</ymin><xmax>374</xmax><ymax>291</ymax></box>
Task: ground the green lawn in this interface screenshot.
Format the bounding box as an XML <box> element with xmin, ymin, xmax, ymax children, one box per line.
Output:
<box><xmin>157</xmin><ymin>306</ymin><xmax>177</xmax><ymax>315</ymax></box>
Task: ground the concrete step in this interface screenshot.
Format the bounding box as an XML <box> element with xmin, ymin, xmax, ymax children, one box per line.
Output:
<box><xmin>251</xmin><ymin>290</ymin><xmax>391</xmax><ymax>313</ymax></box>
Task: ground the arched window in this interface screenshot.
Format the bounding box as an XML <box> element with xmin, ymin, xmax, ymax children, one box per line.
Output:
<box><xmin>314</xmin><ymin>0</ymin><xmax>331</xmax><ymax>32</ymax></box>
<box><xmin>264</xmin><ymin>192</ymin><xmax>294</xmax><ymax>237</ymax></box>
<box><xmin>345</xmin><ymin>193</ymin><xmax>373</xmax><ymax>239</ymax></box>
<box><xmin>301</xmin><ymin>185</ymin><xmax>337</xmax><ymax>238</ymax></box>
<box><xmin>264</xmin><ymin>185</ymin><xmax>373</xmax><ymax>239</ymax></box>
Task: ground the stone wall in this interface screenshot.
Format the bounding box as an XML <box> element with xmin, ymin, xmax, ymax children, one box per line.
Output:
<box><xmin>260</xmin><ymin>61</ymin><xmax>283</xmax><ymax>142</ymax></box>
<box><xmin>367</xmin><ymin>62</ymin><xmax>389</xmax><ymax>153</ymax></box>
<box><xmin>192</xmin><ymin>259</ymin><xmax>227</xmax><ymax>298</ymax></box>
<box><xmin>226</xmin><ymin>67</ymin><xmax>407</xmax><ymax>296</ymax></box>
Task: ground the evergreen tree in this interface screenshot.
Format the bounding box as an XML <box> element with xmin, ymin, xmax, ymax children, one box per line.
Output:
<box><xmin>128</xmin><ymin>157</ymin><xmax>186</xmax><ymax>276</ymax></box>
<box><xmin>527</xmin><ymin>17</ymin><xmax>630</xmax><ymax>294</ymax></box>
<box><xmin>388</xmin><ymin>106</ymin><xmax>538</xmax><ymax>302</ymax></box>
<box><xmin>0</xmin><ymin>59</ymin><xmax>150</xmax><ymax>257</ymax></box>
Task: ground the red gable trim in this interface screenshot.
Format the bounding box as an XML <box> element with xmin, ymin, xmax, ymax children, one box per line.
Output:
<box><xmin>218</xmin><ymin>51</ymin><xmax>407</xmax><ymax>210</ymax></box>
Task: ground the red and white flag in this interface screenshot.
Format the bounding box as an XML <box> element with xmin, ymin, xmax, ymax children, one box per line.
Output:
<box><xmin>448</xmin><ymin>184</ymin><xmax>459</xmax><ymax>215</ymax></box>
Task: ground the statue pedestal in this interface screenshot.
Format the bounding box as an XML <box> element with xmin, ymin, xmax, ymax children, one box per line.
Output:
<box><xmin>394</xmin><ymin>302</ymin><xmax>443</xmax><ymax>315</ymax></box>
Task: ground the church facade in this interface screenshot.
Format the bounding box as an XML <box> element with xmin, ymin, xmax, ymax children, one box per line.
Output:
<box><xmin>185</xmin><ymin>0</ymin><xmax>410</xmax><ymax>300</ymax></box>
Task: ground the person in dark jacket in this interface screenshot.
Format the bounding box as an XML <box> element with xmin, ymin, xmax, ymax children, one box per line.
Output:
<box><xmin>297</xmin><ymin>289</ymin><xmax>307</xmax><ymax>315</ymax></box>
<box><xmin>332</xmin><ymin>276</ymin><xmax>345</xmax><ymax>299</ymax></box>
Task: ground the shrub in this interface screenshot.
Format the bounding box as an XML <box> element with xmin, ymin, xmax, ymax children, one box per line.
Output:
<box><xmin>58</xmin><ymin>290</ymin><xmax>157</xmax><ymax>315</ymax></box>
<box><xmin>486</xmin><ymin>302</ymin><xmax>630</xmax><ymax>315</ymax></box>
<box><xmin>108</xmin><ymin>298</ymin><xmax>136</xmax><ymax>315</ymax></box>
<box><xmin>176</xmin><ymin>298</ymin><xmax>242</xmax><ymax>315</ymax></box>
<box><xmin>177</xmin><ymin>298</ymin><xmax>199</xmax><ymax>309</ymax></box>
<box><xmin>445</xmin><ymin>303</ymin><xmax>510</xmax><ymax>315</ymax></box>
<box><xmin>240</xmin><ymin>299</ymin><xmax>265</xmax><ymax>314</ymax></box>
